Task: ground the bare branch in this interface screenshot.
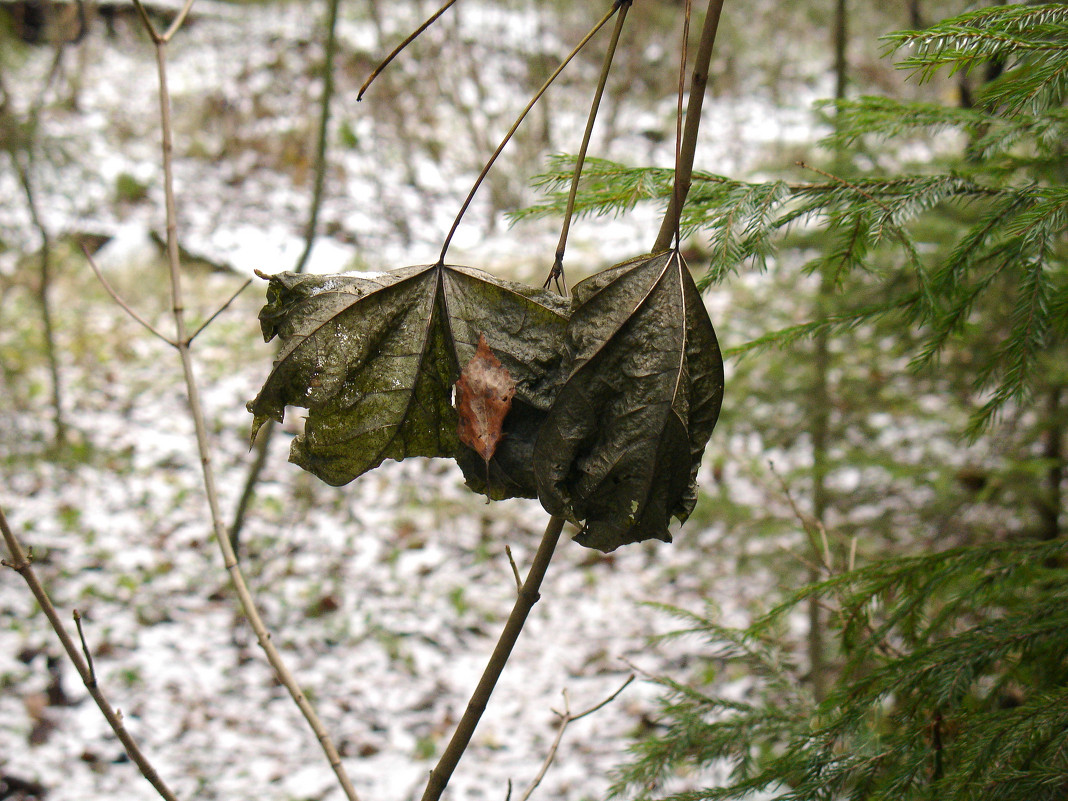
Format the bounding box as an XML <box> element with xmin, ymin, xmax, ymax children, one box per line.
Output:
<box><xmin>768</xmin><ymin>459</ymin><xmax>832</xmax><ymax>574</ymax></box>
<box><xmin>140</xmin><ymin>19</ymin><xmax>361</xmax><ymax>801</ymax></box>
<box><xmin>130</xmin><ymin>0</ymin><xmax>160</xmax><ymax>42</ymax></box>
<box><xmin>162</xmin><ymin>0</ymin><xmax>198</xmax><ymax>42</ymax></box>
<box><xmin>519</xmin><ymin>675</ymin><xmax>635</xmax><ymax>801</ymax></box>
<box><xmin>186</xmin><ymin>278</ymin><xmax>252</xmax><ymax>345</ymax></box>
<box><xmin>1</xmin><ymin>506</ymin><xmax>181</xmax><ymax>801</ymax></box>
<box><xmin>422</xmin><ymin>516</ymin><xmax>566</xmax><ymax>801</ymax></box>
<box><xmin>82</xmin><ymin>244</ymin><xmax>176</xmax><ymax>346</ymax></box>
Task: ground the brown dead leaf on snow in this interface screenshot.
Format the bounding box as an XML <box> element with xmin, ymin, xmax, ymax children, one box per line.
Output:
<box><xmin>455</xmin><ymin>334</ymin><xmax>516</xmax><ymax>463</ymax></box>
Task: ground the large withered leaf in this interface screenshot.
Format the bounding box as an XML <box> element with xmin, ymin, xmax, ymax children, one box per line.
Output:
<box><xmin>533</xmin><ymin>251</ymin><xmax>724</xmax><ymax>552</ymax></box>
<box><xmin>247</xmin><ymin>264</ymin><xmax>569</xmax><ymax>495</ymax></box>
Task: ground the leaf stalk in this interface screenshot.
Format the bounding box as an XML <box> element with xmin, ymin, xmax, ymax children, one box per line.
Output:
<box><xmin>653</xmin><ymin>0</ymin><xmax>727</xmax><ymax>253</ymax></box>
<box><xmin>438</xmin><ymin>3</ymin><xmax>620</xmax><ymax>266</ymax></box>
<box><xmin>550</xmin><ymin>1</ymin><xmax>632</xmax><ymax>292</ymax></box>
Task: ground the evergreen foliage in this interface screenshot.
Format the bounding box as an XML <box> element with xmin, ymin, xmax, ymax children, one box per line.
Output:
<box><xmin>515</xmin><ymin>3</ymin><xmax>1068</xmax><ymax>434</ymax></box>
<box><xmin>518</xmin><ymin>4</ymin><xmax>1067</xmax><ymax>799</ymax></box>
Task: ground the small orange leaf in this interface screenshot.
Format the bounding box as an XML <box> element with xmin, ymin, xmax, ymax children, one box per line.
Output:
<box><xmin>455</xmin><ymin>334</ymin><xmax>516</xmax><ymax>463</ymax></box>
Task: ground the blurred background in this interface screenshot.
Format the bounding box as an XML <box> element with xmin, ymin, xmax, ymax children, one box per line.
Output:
<box><xmin>1</xmin><ymin>2</ymin><xmax>1042</xmax><ymax>800</ymax></box>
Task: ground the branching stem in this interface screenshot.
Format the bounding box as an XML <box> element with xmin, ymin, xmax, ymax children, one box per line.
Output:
<box><xmin>421</xmin><ymin>515</ymin><xmax>566</xmax><ymax>801</ymax></box>
<box><xmin>83</xmin><ymin>244</ymin><xmax>176</xmax><ymax>345</ymax></box>
<box><xmin>518</xmin><ymin>675</ymin><xmax>634</xmax><ymax>801</ymax></box>
<box><xmin>0</xmin><ymin>506</ymin><xmax>181</xmax><ymax>801</ymax></box>
<box><xmin>129</xmin><ymin>4</ymin><xmax>361</xmax><ymax>799</ymax></box>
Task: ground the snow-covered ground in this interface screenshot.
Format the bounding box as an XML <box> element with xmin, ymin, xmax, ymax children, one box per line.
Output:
<box><xmin>0</xmin><ymin>3</ymin><xmax>829</xmax><ymax>799</ymax></box>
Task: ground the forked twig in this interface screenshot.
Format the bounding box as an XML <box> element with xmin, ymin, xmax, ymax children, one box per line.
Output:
<box><xmin>767</xmin><ymin>462</ymin><xmax>904</xmax><ymax>659</ymax></box>
<box><xmin>129</xmin><ymin>7</ymin><xmax>361</xmax><ymax>800</ymax></box>
<box><xmin>358</xmin><ymin>0</ymin><xmax>459</xmax><ymax>101</ymax></box>
<box><xmin>547</xmin><ymin>0</ymin><xmax>632</xmax><ymax>294</ymax></box>
<box><xmin>437</xmin><ymin>3</ymin><xmax>622</xmax><ymax>266</ymax></box>
<box><xmin>0</xmin><ymin>506</ymin><xmax>181</xmax><ymax>801</ymax></box>
<box><xmin>519</xmin><ymin>675</ymin><xmax>634</xmax><ymax>801</ymax></box>
<box><xmin>768</xmin><ymin>459</ymin><xmax>832</xmax><ymax>573</ymax></box>
<box><xmin>187</xmin><ymin>278</ymin><xmax>252</xmax><ymax>345</ymax></box>
<box><xmin>131</xmin><ymin>0</ymin><xmax>196</xmax><ymax>44</ymax></box>
<box><xmin>82</xmin><ymin>244</ymin><xmax>176</xmax><ymax>345</ymax></box>
<box><xmin>422</xmin><ymin>515</ymin><xmax>567</xmax><ymax>801</ymax></box>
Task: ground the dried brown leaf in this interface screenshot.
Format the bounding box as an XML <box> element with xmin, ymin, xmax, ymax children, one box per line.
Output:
<box><xmin>455</xmin><ymin>334</ymin><xmax>516</xmax><ymax>463</ymax></box>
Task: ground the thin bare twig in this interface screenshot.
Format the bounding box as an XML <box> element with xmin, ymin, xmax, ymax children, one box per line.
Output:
<box><xmin>768</xmin><ymin>464</ymin><xmax>904</xmax><ymax>660</ymax></box>
<box><xmin>73</xmin><ymin>610</ymin><xmax>97</xmax><ymax>683</ymax></box>
<box><xmin>519</xmin><ymin>675</ymin><xmax>634</xmax><ymax>801</ymax></box>
<box><xmin>358</xmin><ymin>0</ymin><xmax>458</xmax><ymax>100</ymax></box>
<box><xmin>1</xmin><ymin>506</ymin><xmax>181</xmax><ymax>801</ymax></box>
<box><xmin>437</xmin><ymin>3</ymin><xmax>621</xmax><ymax>266</ymax></box>
<box><xmin>187</xmin><ymin>278</ymin><xmax>252</xmax><ymax>345</ymax></box>
<box><xmin>422</xmin><ymin>515</ymin><xmax>567</xmax><ymax>801</ymax></box>
<box><xmin>82</xmin><ymin>244</ymin><xmax>176</xmax><ymax>345</ymax></box>
<box><xmin>768</xmin><ymin>460</ymin><xmax>832</xmax><ymax>574</ymax></box>
<box><xmin>163</xmin><ymin>0</ymin><xmax>198</xmax><ymax>43</ymax></box>
<box><xmin>547</xmin><ymin>0</ymin><xmax>632</xmax><ymax>293</ymax></box>
<box><xmin>131</xmin><ymin>0</ymin><xmax>158</xmax><ymax>40</ymax></box>
<box><xmin>505</xmin><ymin>545</ymin><xmax>522</xmax><ymax>594</ymax></box>
<box><xmin>133</xmin><ymin>10</ymin><xmax>361</xmax><ymax>801</ymax></box>
<box><xmin>653</xmin><ymin>0</ymin><xmax>727</xmax><ymax>253</ymax></box>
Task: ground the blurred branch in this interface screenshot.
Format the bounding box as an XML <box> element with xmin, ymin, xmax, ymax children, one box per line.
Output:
<box><xmin>12</xmin><ymin>148</ymin><xmax>67</xmax><ymax>446</ymax></box>
<box><xmin>293</xmin><ymin>0</ymin><xmax>340</xmax><ymax>275</ymax></box>
<box><xmin>0</xmin><ymin>505</ymin><xmax>181</xmax><ymax>801</ymax></box>
<box><xmin>519</xmin><ymin>676</ymin><xmax>635</xmax><ymax>801</ymax></box>
<box><xmin>0</xmin><ymin>49</ymin><xmax>69</xmax><ymax>447</ymax></box>
<box><xmin>129</xmin><ymin>7</ymin><xmax>362</xmax><ymax>801</ymax></box>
